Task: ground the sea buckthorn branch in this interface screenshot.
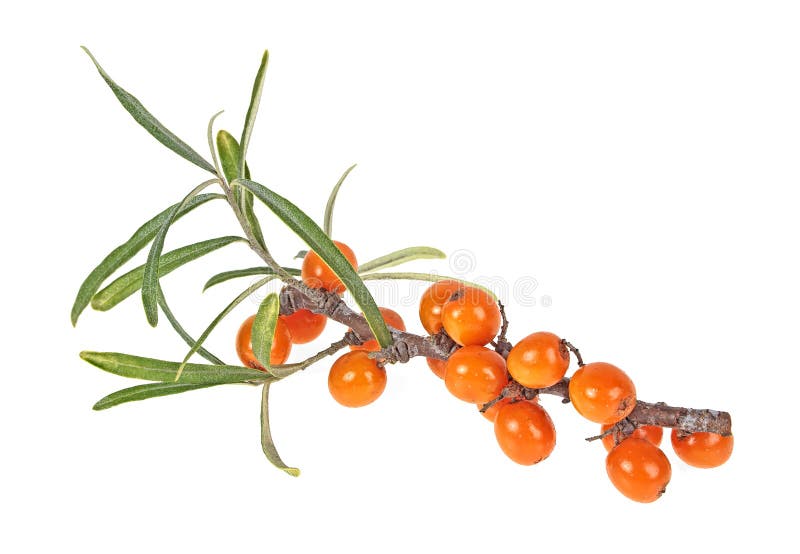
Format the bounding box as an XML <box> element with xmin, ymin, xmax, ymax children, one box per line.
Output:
<box><xmin>277</xmin><ymin>282</ymin><xmax>733</xmax><ymax>438</ymax></box>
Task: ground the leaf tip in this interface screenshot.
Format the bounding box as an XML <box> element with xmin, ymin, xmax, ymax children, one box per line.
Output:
<box><xmin>283</xmin><ymin>467</ymin><xmax>301</xmax><ymax>477</ymax></box>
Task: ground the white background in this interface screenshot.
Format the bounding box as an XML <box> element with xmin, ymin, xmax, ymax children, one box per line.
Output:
<box><xmin>2</xmin><ymin>1</ymin><xmax>798</xmax><ymax>552</ymax></box>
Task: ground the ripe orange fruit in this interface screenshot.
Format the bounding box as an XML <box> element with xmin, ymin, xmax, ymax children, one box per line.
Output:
<box><xmin>328</xmin><ymin>350</ymin><xmax>387</xmax><ymax>407</ymax></box>
<box><xmin>494</xmin><ymin>400</ymin><xmax>556</xmax><ymax>465</ymax></box>
<box><xmin>506</xmin><ymin>331</ymin><xmax>570</xmax><ymax>388</ymax></box>
<box><xmin>350</xmin><ymin>307</ymin><xmax>405</xmax><ymax>352</ymax></box>
<box><xmin>419</xmin><ymin>280</ymin><xmax>464</xmax><ymax>334</ymax></box>
<box><xmin>281</xmin><ymin>309</ymin><xmax>327</xmax><ymax>344</ymax></box>
<box><xmin>606</xmin><ymin>438</ymin><xmax>671</xmax><ymax>503</ymax></box>
<box><xmin>426</xmin><ymin>357</ymin><xmax>447</xmax><ymax>379</ymax></box>
<box><xmin>301</xmin><ymin>240</ymin><xmax>357</xmax><ymax>293</ymax></box>
<box><xmin>235</xmin><ymin>314</ymin><xmax>292</xmax><ymax>369</ymax></box>
<box><xmin>444</xmin><ymin>345</ymin><xmax>508</xmax><ymax>404</ymax></box>
<box><xmin>569</xmin><ymin>362</ymin><xmax>636</xmax><ymax>424</ymax></box>
<box><xmin>441</xmin><ymin>287</ymin><xmax>501</xmax><ymax>346</ymax></box>
<box><xmin>600</xmin><ymin>424</ymin><xmax>663</xmax><ymax>452</ymax></box>
<box><xmin>670</xmin><ymin>429</ymin><xmax>733</xmax><ymax>468</ymax></box>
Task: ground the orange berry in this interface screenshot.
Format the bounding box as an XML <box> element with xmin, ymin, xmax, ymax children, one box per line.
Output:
<box><xmin>494</xmin><ymin>400</ymin><xmax>556</xmax><ymax>465</ymax></box>
<box><xmin>426</xmin><ymin>357</ymin><xmax>447</xmax><ymax>379</ymax></box>
<box><xmin>506</xmin><ymin>331</ymin><xmax>570</xmax><ymax>388</ymax></box>
<box><xmin>670</xmin><ymin>429</ymin><xmax>733</xmax><ymax>468</ymax></box>
<box><xmin>235</xmin><ymin>314</ymin><xmax>292</xmax><ymax>369</ymax></box>
<box><xmin>441</xmin><ymin>287</ymin><xmax>501</xmax><ymax>346</ymax></box>
<box><xmin>606</xmin><ymin>438</ymin><xmax>671</xmax><ymax>503</ymax></box>
<box><xmin>350</xmin><ymin>307</ymin><xmax>405</xmax><ymax>352</ymax></box>
<box><xmin>328</xmin><ymin>350</ymin><xmax>387</xmax><ymax>408</ymax></box>
<box><xmin>600</xmin><ymin>424</ymin><xmax>663</xmax><ymax>452</ymax></box>
<box><xmin>419</xmin><ymin>280</ymin><xmax>464</xmax><ymax>335</ymax></box>
<box><xmin>479</xmin><ymin>396</ymin><xmax>539</xmax><ymax>422</ymax></box>
<box><xmin>569</xmin><ymin>362</ymin><xmax>636</xmax><ymax>424</ymax></box>
<box><xmin>444</xmin><ymin>345</ymin><xmax>508</xmax><ymax>404</ymax></box>
<box><xmin>301</xmin><ymin>240</ymin><xmax>357</xmax><ymax>293</ymax></box>
<box><xmin>281</xmin><ymin>309</ymin><xmax>327</xmax><ymax>344</ymax></box>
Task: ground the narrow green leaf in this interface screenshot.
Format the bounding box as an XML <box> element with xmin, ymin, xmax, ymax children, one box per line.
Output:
<box><xmin>203</xmin><ymin>267</ymin><xmax>301</xmax><ymax>291</ymax></box>
<box><xmin>71</xmin><ymin>193</ymin><xmax>224</xmax><ymax>325</ymax></box>
<box><xmin>236</xmin><ymin>178</ymin><xmax>392</xmax><ymax>348</ymax></box>
<box><xmin>360</xmin><ymin>272</ymin><xmax>498</xmax><ymax>300</ymax></box>
<box><xmin>157</xmin><ymin>284</ymin><xmax>225</xmax><ymax>365</ymax></box>
<box><xmin>92</xmin><ymin>236</ymin><xmax>246</xmax><ymax>312</ymax></box>
<box><xmin>93</xmin><ymin>382</ymin><xmax>216</xmax><ymax>411</ymax></box>
<box><xmin>217</xmin><ymin>130</ymin><xmax>266</xmax><ymax>250</ymax></box>
<box><xmin>216</xmin><ymin>130</ymin><xmax>242</xmax><ymax>183</ymax></box>
<box><xmin>239</xmin><ymin>50</ymin><xmax>269</xmax><ymax>178</ymax></box>
<box><xmin>143</xmin><ymin>179</ymin><xmax>219</xmax><ymax>326</ymax></box>
<box><xmin>81</xmin><ymin>47</ymin><xmax>215</xmax><ymax>174</ymax></box>
<box><xmin>252</xmin><ymin>293</ymin><xmax>280</xmax><ymax>368</ymax></box>
<box><xmin>294</xmin><ymin>250</ymin><xmax>308</xmax><ymax>260</ymax></box>
<box><xmin>323</xmin><ymin>164</ymin><xmax>357</xmax><ymax>237</ymax></box>
<box><xmin>175</xmin><ymin>276</ymin><xmax>277</xmax><ymax>381</ymax></box>
<box><xmin>260</xmin><ymin>382</ymin><xmax>300</xmax><ymax>477</ymax></box>
<box><xmin>80</xmin><ymin>351</ymin><xmax>268</xmax><ymax>384</ymax></box>
<box><xmin>358</xmin><ymin>246</ymin><xmax>446</xmax><ymax>274</ymax></box>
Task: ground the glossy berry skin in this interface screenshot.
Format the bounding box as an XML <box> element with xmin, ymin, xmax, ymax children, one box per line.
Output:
<box><xmin>328</xmin><ymin>350</ymin><xmax>387</xmax><ymax>408</ymax></box>
<box><xmin>236</xmin><ymin>314</ymin><xmax>292</xmax><ymax>369</ymax></box>
<box><xmin>479</xmin><ymin>396</ymin><xmax>538</xmax><ymax>422</ymax></box>
<box><xmin>494</xmin><ymin>400</ymin><xmax>556</xmax><ymax>465</ymax></box>
<box><xmin>670</xmin><ymin>429</ymin><xmax>734</xmax><ymax>468</ymax></box>
<box><xmin>506</xmin><ymin>332</ymin><xmax>570</xmax><ymax>388</ymax></box>
<box><xmin>569</xmin><ymin>362</ymin><xmax>637</xmax><ymax>424</ymax></box>
<box><xmin>419</xmin><ymin>280</ymin><xmax>464</xmax><ymax>335</ymax></box>
<box><xmin>350</xmin><ymin>307</ymin><xmax>405</xmax><ymax>352</ymax></box>
<box><xmin>606</xmin><ymin>438</ymin><xmax>671</xmax><ymax>503</ymax></box>
<box><xmin>441</xmin><ymin>287</ymin><xmax>501</xmax><ymax>346</ymax></box>
<box><xmin>444</xmin><ymin>345</ymin><xmax>508</xmax><ymax>404</ymax></box>
<box><xmin>600</xmin><ymin>424</ymin><xmax>663</xmax><ymax>453</ymax></box>
<box><xmin>301</xmin><ymin>240</ymin><xmax>357</xmax><ymax>293</ymax></box>
<box><xmin>426</xmin><ymin>357</ymin><xmax>447</xmax><ymax>379</ymax></box>
<box><xmin>281</xmin><ymin>309</ymin><xmax>327</xmax><ymax>344</ymax></box>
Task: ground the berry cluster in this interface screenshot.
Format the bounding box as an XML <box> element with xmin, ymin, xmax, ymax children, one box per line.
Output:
<box><xmin>235</xmin><ymin>242</ymin><xmax>734</xmax><ymax>503</ymax></box>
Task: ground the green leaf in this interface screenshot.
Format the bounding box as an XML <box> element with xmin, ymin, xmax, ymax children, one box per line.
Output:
<box><xmin>217</xmin><ymin>130</ymin><xmax>266</xmax><ymax>250</ymax></box>
<box><xmin>360</xmin><ymin>272</ymin><xmax>498</xmax><ymax>300</ymax></box>
<box><xmin>252</xmin><ymin>293</ymin><xmax>280</xmax><ymax>368</ymax></box>
<box><xmin>93</xmin><ymin>382</ymin><xmax>216</xmax><ymax>410</ymax></box>
<box><xmin>81</xmin><ymin>47</ymin><xmax>216</xmax><ymax>174</ymax></box>
<box><xmin>175</xmin><ymin>276</ymin><xmax>277</xmax><ymax>381</ymax></box>
<box><xmin>236</xmin><ymin>178</ymin><xmax>392</xmax><ymax>348</ymax></box>
<box><xmin>157</xmin><ymin>284</ymin><xmax>225</xmax><ymax>365</ymax></box>
<box><xmin>260</xmin><ymin>382</ymin><xmax>300</xmax><ymax>476</ymax></box>
<box><xmin>239</xmin><ymin>50</ymin><xmax>269</xmax><ymax>178</ymax></box>
<box><xmin>216</xmin><ymin>130</ymin><xmax>242</xmax><ymax>183</ymax></box>
<box><xmin>323</xmin><ymin>164</ymin><xmax>357</xmax><ymax>237</ymax></box>
<box><xmin>92</xmin><ymin>236</ymin><xmax>246</xmax><ymax>312</ymax></box>
<box><xmin>358</xmin><ymin>246</ymin><xmax>446</xmax><ymax>274</ymax></box>
<box><xmin>143</xmin><ymin>179</ymin><xmax>219</xmax><ymax>326</ymax></box>
<box><xmin>80</xmin><ymin>351</ymin><xmax>269</xmax><ymax>384</ymax></box>
<box><xmin>203</xmin><ymin>267</ymin><xmax>301</xmax><ymax>291</ymax></box>
<box><xmin>71</xmin><ymin>193</ymin><xmax>224</xmax><ymax>325</ymax></box>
